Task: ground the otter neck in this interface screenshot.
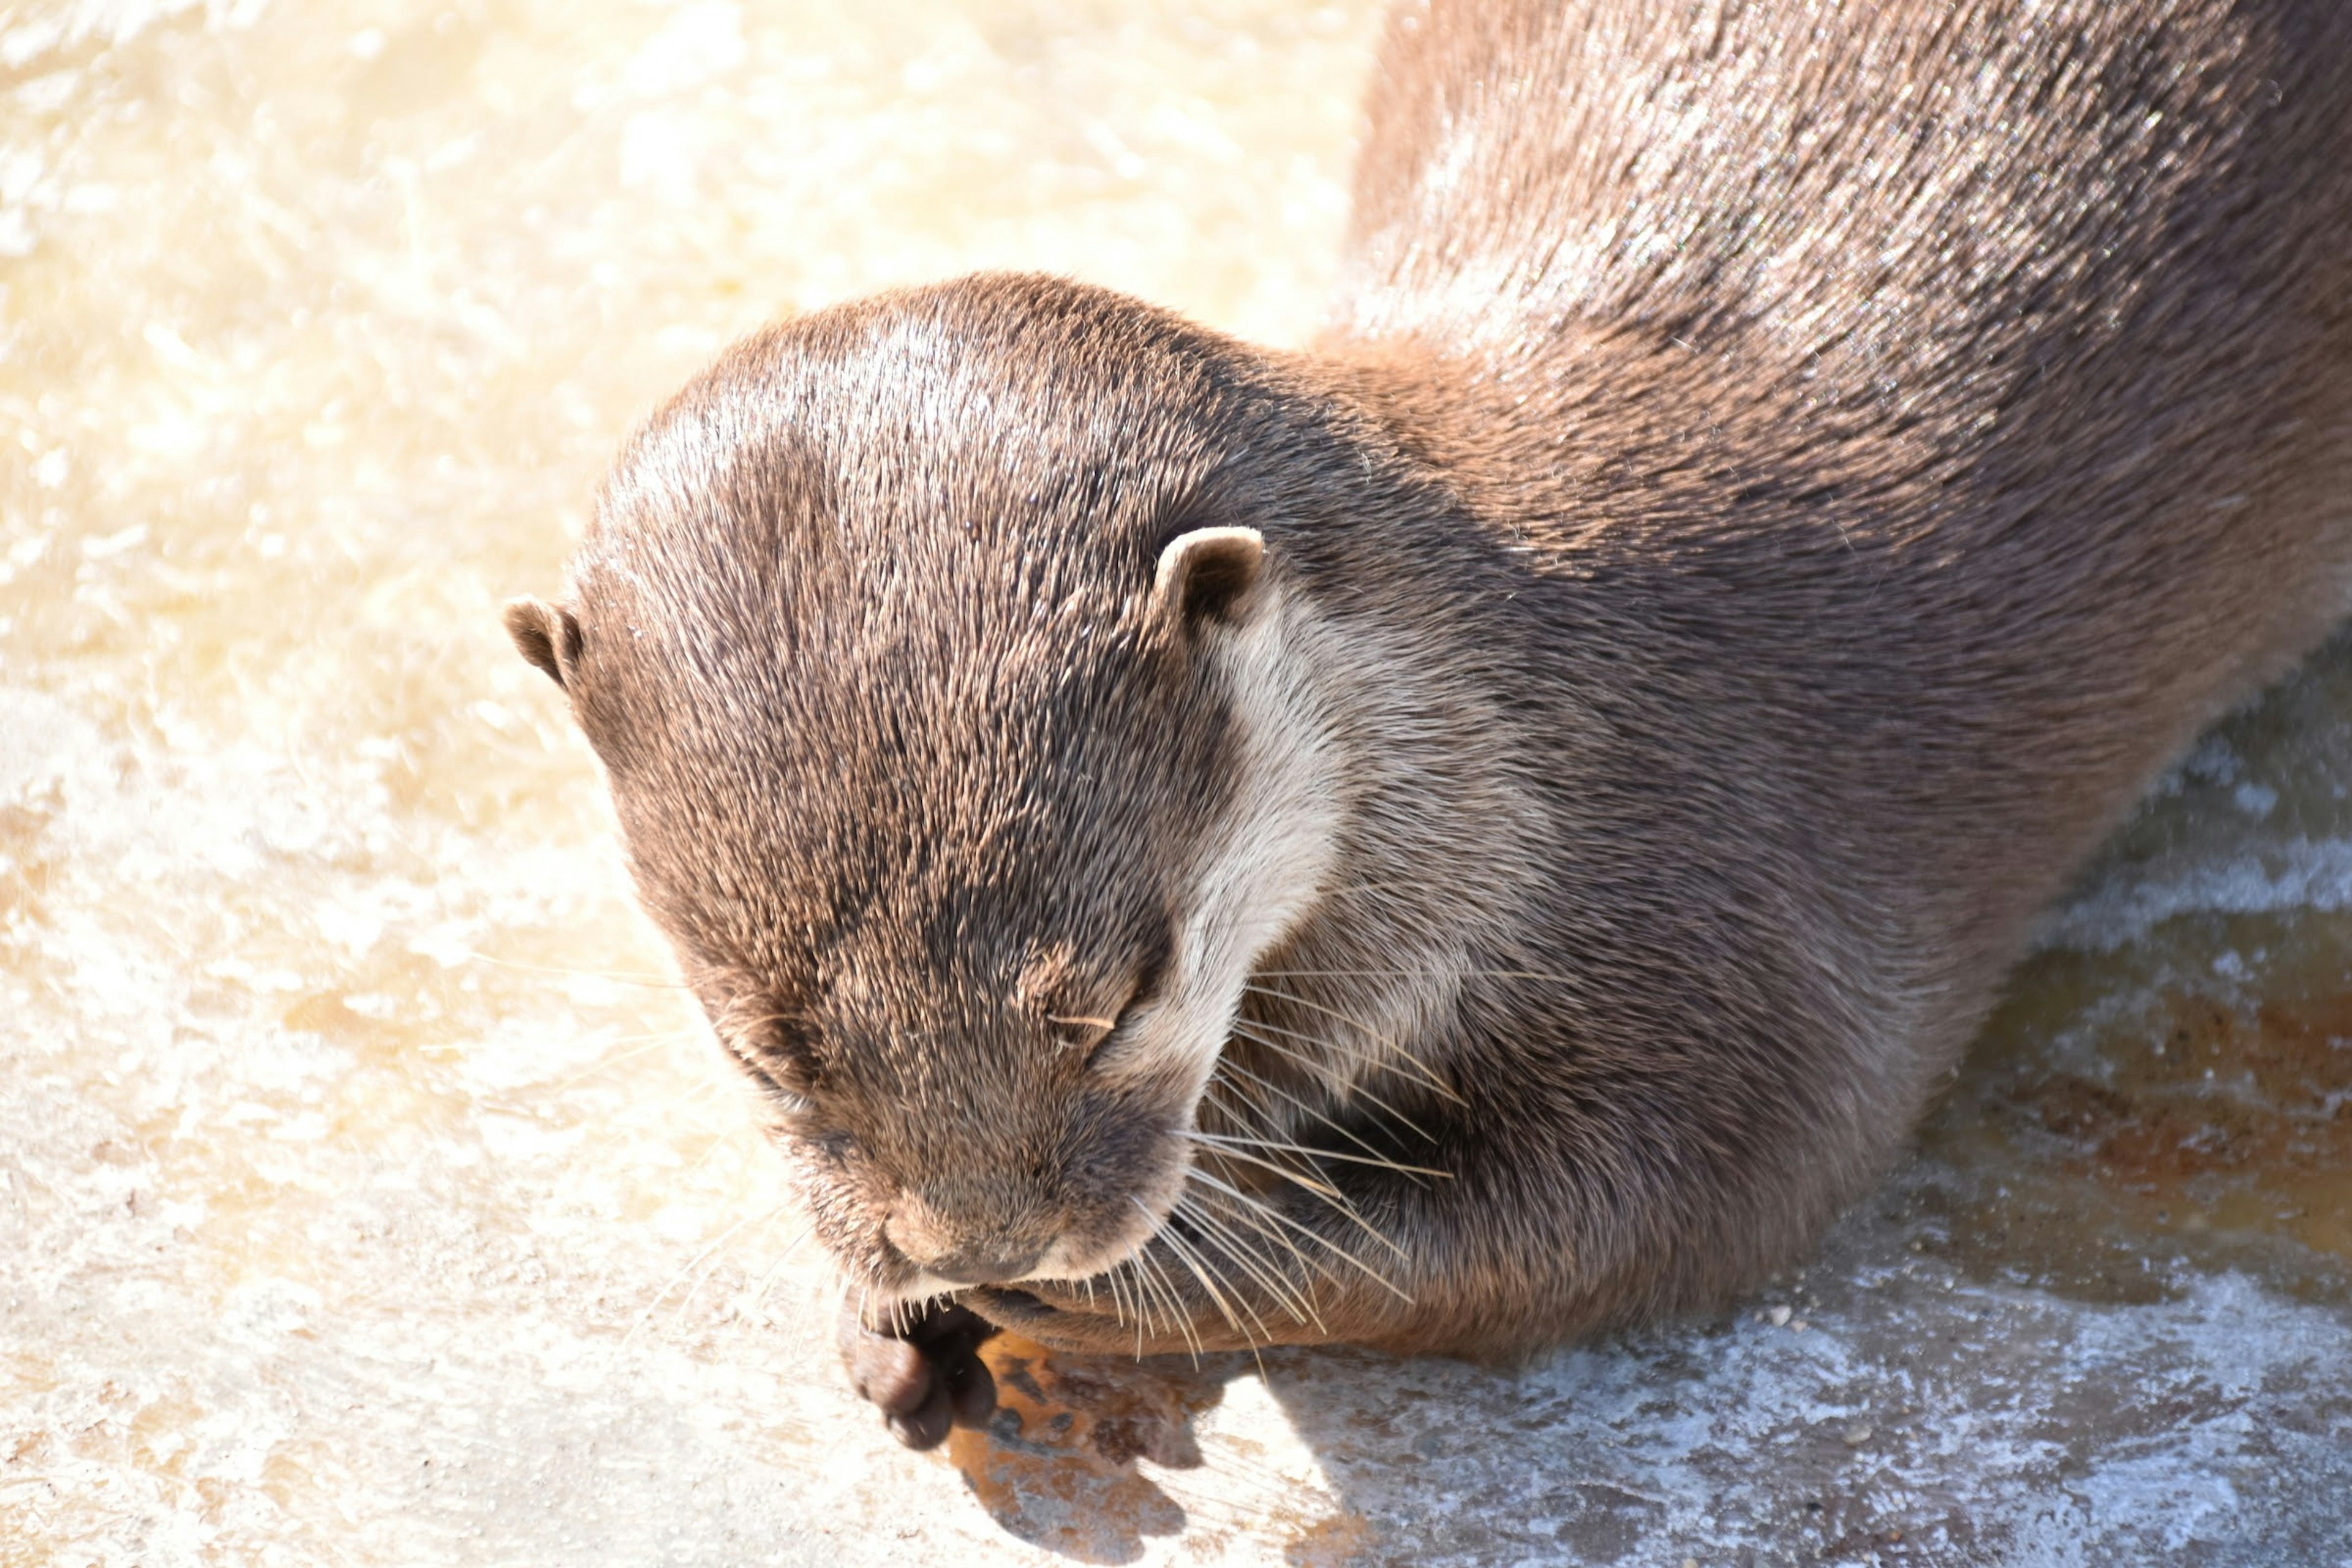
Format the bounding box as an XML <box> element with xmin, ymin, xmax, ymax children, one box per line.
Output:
<box><xmin>1198</xmin><ymin>442</ymin><xmax>1551</xmax><ymax>1129</ymax></box>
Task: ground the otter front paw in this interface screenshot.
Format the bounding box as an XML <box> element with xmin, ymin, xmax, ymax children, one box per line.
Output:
<box><xmin>835</xmin><ymin>1298</ymin><xmax>999</xmax><ymax>1449</ymax></box>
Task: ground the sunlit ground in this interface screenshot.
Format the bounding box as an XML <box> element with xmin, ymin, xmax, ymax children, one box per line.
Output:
<box><xmin>2</xmin><ymin>4</ymin><xmax>2346</xmax><ymax>1564</ymax></box>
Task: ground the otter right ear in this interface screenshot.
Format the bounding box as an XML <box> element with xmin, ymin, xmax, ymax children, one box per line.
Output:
<box><xmin>503</xmin><ymin>597</ymin><xmax>583</xmax><ymax>691</ymax></box>
<box><xmin>1150</xmin><ymin>526</ymin><xmax>1264</xmax><ymax>629</ymax></box>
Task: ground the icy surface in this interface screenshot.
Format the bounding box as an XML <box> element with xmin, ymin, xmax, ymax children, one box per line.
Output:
<box><xmin>2</xmin><ymin>3</ymin><xmax>2347</xmax><ymax>1565</ymax></box>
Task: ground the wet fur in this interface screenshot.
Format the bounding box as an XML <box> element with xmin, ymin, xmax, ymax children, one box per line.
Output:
<box><xmin>511</xmin><ymin>0</ymin><xmax>2352</xmax><ymax>1367</ymax></box>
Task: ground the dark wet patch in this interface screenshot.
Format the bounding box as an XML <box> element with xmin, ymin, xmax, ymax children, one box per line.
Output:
<box><xmin>1915</xmin><ymin>929</ymin><xmax>2352</xmax><ymax>1307</ymax></box>
<box><xmin>942</xmin><ymin>1333</ymin><xmax>1230</xmax><ymax>1561</ymax></box>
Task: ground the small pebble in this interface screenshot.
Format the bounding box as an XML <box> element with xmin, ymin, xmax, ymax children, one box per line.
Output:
<box><xmin>1767</xmin><ymin>1305</ymin><xmax>1792</xmax><ymax>1327</ymax></box>
<box><xmin>1843</xmin><ymin>1420</ymin><xmax>1874</xmax><ymax>1446</ymax></box>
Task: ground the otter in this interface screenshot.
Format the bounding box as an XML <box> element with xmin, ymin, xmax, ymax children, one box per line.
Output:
<box><xmin>505</xmin><ymin>0</ymin><xmax>2352</xmax><ymax>1450</ymax></box>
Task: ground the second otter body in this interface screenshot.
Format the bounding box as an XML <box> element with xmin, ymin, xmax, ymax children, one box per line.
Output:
<box><xmin>507</xmin><ymin>0</ymin><xmax>2352</xmax><ymax>1440</ymax></box>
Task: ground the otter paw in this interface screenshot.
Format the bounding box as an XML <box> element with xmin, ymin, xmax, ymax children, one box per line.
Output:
<box><xmin>836</xmin><ymin>1298</ymin><xmax>999</xmax><ymax>1450</ymax></box>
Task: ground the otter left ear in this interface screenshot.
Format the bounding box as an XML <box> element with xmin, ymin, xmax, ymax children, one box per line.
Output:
<box><xmin>503</xmin><ymin>596</ymin><xmax>583</xmax><ymax>691</ymax></box>
<box><xmin>1150</xmin><ymin>526</ymin><xmax>1264</xmax><ymax>628</ymax></box>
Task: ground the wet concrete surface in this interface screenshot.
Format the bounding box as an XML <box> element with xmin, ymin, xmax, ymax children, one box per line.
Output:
<box><xmin>3</xmin><ymin>2</ymin><xmax>2348</xmax><ymax>1564</ymax></box>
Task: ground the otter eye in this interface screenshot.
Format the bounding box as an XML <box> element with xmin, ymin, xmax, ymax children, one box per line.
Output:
<box><xmin>1044</xmin><ymin>926</ymin><xmax>1170</xmax><ymax>1068</ymax></box>
<box><xmin>716</xmin><ymin>1009</ymin><xmax>821</xmax><ymax>1110</ymax></box>
<box><xmin>1049</xmin><ymin>986</ymin><xmax>1155</xmax><ymax>1069</ymax></box>
<box><xmin>752</xmin><ymin>1017</ymin><xmax>821</xmax><ymax>1083</ymax></box>
<box><xmin>1046</xmin><ymin>1009</ymin><xmax>1122</xmax><ymax>1061</ymax></box>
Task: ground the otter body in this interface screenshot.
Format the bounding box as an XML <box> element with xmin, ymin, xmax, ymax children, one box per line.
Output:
<box><xmin>509</xmin><ymin>0</ymin><xmax>2352</xmax><ymax>1445</ymax></box>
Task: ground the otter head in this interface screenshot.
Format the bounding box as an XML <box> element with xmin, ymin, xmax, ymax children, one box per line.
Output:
<box><xmin>505</xmin><ymin>274</ymin><xmax>1374</xmax><ymax>1305</ymax></box>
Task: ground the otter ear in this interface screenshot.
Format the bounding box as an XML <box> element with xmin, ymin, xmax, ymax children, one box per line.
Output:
<box><xmin>503</xmin><ymin>596</ymin><xmax>582</xmax><ymax>691</ymax></box>
<box><xmin>1150</xmin><ymin>525</ymin><xmax>1264</xmax><ymax>628</ymax></box>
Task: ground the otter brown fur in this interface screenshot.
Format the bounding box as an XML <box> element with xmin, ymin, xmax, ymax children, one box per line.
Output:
<box><xmin>507</xmin><ymin>0</ymin><xmax>2352</xmax><ymax>1449</ymax></box>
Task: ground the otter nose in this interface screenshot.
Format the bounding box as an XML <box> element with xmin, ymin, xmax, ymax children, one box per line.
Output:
<box><xmin>884</xmin><ymin>1204</ymin><xmax>1042</xmax><ymax>1285</ymax></box>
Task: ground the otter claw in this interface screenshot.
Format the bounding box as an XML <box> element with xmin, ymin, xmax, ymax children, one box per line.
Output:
<box><xmin>886</xmin><ymin>1376</ymin><xmax>954</xmax><ymax>1450</ymax></box>
<box><xmin>837</xmin><ymin>1299</ymin><xmax>1000</xmax><ymax>1449</ymax></box>
<box><xmin>942</xmin><ymin>1341</ymin><xmax>997</xmax><ymax>1427</ymax></box>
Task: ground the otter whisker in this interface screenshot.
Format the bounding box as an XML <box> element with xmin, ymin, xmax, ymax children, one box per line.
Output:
<box><xmin>892</xmin><ymin>1292</ymin><xmax>928</xmax><ymax>1338</ymax></box>
<box><xmin>1126</xmin><ymin>1265</ymin><xmax>1156</xmax><ymax>1344</ymax></box>
<box><xmin>1182</xmin><ymin>1137</ymin><xmax>1338</xmax><ymax>1198</ymax></box>
<box><xmin>1194</xmin><ymin>1081</ymin><xmax>1411</xmax><ymax>1260</ymax></box>
<box><xmin>459</xmin><ymin>950</ymin><xmax>692</xmax><ymax>990</ymax></box>
<box><xmin>622</xmin><ymin>1200</ymin><xmax>785</xmax><ymax>1346</ymax></box>
<box><xmin>1182</xmin><ymin>1145</ymin><xmax>1406</xmax><ymax>1267</ymax></box>
<box><xmin>1180</xmin><ymin>1170</ymin><xmax>1344</xmax><ymax>1292</ymax></box>
<box><xmin>1138</xmin><ymin>1245</ymin><xmax>1206</xmax><ymax>1361</ymax></box>
<box><xmin>1210</xmin><ymin>1058</ymin><xmax>1435</xmax><ymax>1166</ymax></box>
<box><xmin>1242</xmin><ymin>982</ymin><xmax>1439</xmax><ymax>1067</ymax></box>
<box><xmin>1174</xmin><ymin>1210</ymin><xmax>1290</xmax><ymax>1343</ymax></box>
<box><xmin>744</xmin><ymin>1221</ymin><xmax>816</xmax><ymax>1313</ymax></box>
<box><xmin>579</xmin><ymin>1071</ymin><xmax>741</xmax><ymax>1166</ymax></box>
<box><xmin>549</xmin><ymin>1030</ymin><xmax>707</xmax><ymax>1091</ymax></box>
<box><xmin>1183</xmin><ymin>1136</ymin><xmax>1417</xmax><ymax>1262</ymax></box>
<box><xmin>1227</xmin><ymin>1019</ymin><xmax>1440</xmax><ymax>1139</ymax></box>
<box><xmin>1143</xmin><ymin>1197</ymin><xmax>1261</xmax><ymax>1346</ymax></box>
<box><xmin>1100</xmin><ymin>1265</ymin><xmax>1126</xmax><ymax>1329</ymax></box>
<box><xmin>1183</xmin><ymin>1166</ymin><xmax>1412</xmax><ymax>1304</ymax></box>
<box><xmin>1131</xmin><ymin>1258</ymin><xmax>1166</xmax><ymax>1343</ymax></box>
<box><xmin>1161</xmin><ymin>1216</ymin><xmax>1283</xmax><ymax>1379</ymax></box>
<box><xmin>711</xmin><ymin>1001</ymin><xmax>802</xmax><ymax>1037</ymax></box>
<box><xmin>1185</xmin><ymin>1126</ymin><xmax>1452</xmax><ymax>1181</ymax></box>
<box><xmin>1257</xmin><ymin>967</ymin><xmax>1588</xmax><ymax>987</ymax></box>
<box><xmin>1198</xmin><ymin>1084</ymin><xmax>1444</xmax><ymax>1193</ymax></box>
<box><xmin>1111</xmin><ymin>1265</ymin><xmax>1140</xmax><ymax>1334</ymax></box>
<box><xmin>1174</xmin><ymin>1193</ymin><xmax>1325</xmax><ymax>1331</ymax></box>
<box><xmin>1145</xmin><ymin>1250</ymin><xmax>1202</xmax><ymax>1357</ymax></box>
<box><xmin>1199</xmin><ymin>1068</ymin><xmax>1275</xmax><ymax>1132</ymax></box>
<box><xmin>1231</xmin><ymin>1009</ymin><xmax>1419</xmax><ymax>1082</ymax></box>
<box><xmin>1137</xmin><ymin>1244</ymin><xmax>1202</xmax><ymax>1357</ymax></box>
<box><xmin>674</xmin><ymin>1124</ymin><xmax>758</xmax><ymax>1186</ymax></box>
<box><xmin>1240</xmin><ymin>984</ymin><xmax>1464</xmax><ymax>1104</ymax></box>
<box><xmin>1110</xmin><ymin>1258</ymin><xmax>1153</xmax><ymax>1349</ymax></box>
<box><xmin>1185</xmin><ymin>1185</ymin><xmax>1336</xmax><ymax>1297</ymax></box>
